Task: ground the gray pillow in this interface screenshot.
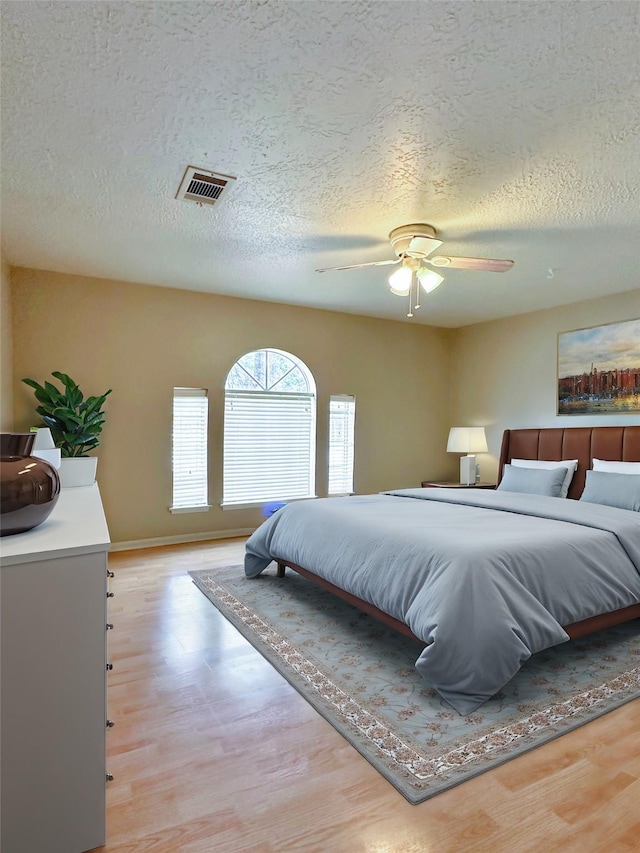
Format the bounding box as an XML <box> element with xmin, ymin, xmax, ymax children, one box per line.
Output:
<box><xmin>580</xmin><ymin>470</ymin><xmax>640</xmax><ymax>512</ymax></box>
<box><xmin>498</xmin><ymin>463</ymin><xmax>566</xmax><ymax>497</ymax></box>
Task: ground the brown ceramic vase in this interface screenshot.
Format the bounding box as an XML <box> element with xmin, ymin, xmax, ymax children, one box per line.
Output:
<box><xmin>1</xmin><ymin>433</ymin><xmax>61</xmax><ymax>537</ymax></box>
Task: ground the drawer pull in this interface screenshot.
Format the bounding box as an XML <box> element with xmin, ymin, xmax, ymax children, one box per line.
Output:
<box><xmin>106</xmin><ymin>773</ymin><xmax>114</xmax><ymax>782</ymax></box>
<box><xmin>106</xmin><ymin>663</ymin><xmax>113</xmax><ymax>671</ymax></box>
<box><xmin>106</xmin><ymin>719</ymin><xmax>115</xmax><ymax>728</ymax></box>
<box><xmin>106</xmin><ymin>591</ymin><xmax>115</xmax><ymax>598</ymax></box>
<box><xmin>107</xmin><ymin>570</ymin><xmax>115</xmax><ymax>578</ymax></box>
<box><xmin>106</xmin><ymin>623</ymin><xmax>114</xmax><ymax>630</ymax></box>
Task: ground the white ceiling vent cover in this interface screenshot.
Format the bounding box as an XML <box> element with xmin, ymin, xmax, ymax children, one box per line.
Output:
<box><xmin>175</xmin><ymin>166</ymin><xmax>237</xmax><ymax>206</ymax></box>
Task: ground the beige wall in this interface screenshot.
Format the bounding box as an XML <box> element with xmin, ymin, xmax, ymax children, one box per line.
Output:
<box><xmin>11</xmin><ymin>268</ymin><xmax>454</xmax><ymax>544</ymax></box>
<box><xmin>0</xmin><ymin>256</ymin><xmax>14</xmax><ymax>430</ymax></box>
<box><xmin>450</xmin><ymin>289</ymin><xmax>640</xmax><ymax>483</ymax></box>
<box><xmin>13</xmin><ymin>267</ymin><xmax>636</xmax><ymax>545</ymax></box>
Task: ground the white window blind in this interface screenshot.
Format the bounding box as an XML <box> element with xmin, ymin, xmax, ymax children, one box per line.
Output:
<box><xmin>328</xmin><ymin>394</ymin><xmax>356</xmax><ymax>495</ymax></box>
<box><xmin>171</xmin><ymin>388</ymin><xmax>209</xmax><ymax>512</ymax></box>
<box><xmin>223</xmin><ymin>390</ymin><xmax>315</xmax><ymax>505</ymax></box>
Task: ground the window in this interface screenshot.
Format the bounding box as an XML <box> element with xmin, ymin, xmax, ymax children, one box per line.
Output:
<box><xmin>223</xmin><ymin>349</ymin><xmax>316</xmax><ymax>507</ymax></box>
<box><xmin>171</xmin><ymin>387</ymin><xmax>210</xmax><ymax>513</ymax></box>
<box><xmin>328</xmin><ymin>395</ymin><xmax>356</xmax><ymax>495</ymax></box>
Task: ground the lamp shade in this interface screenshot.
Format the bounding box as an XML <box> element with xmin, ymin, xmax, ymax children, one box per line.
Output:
<box><xmin>416</xmin><ymin>267</ymin><xmax>444</xmax><ymax>293</ymax></box>
<box><xmin>446</xmin><ymin>427</ymin><xmax>488</xmax><ymax>454</ymax></box>
<box><xmin>388</xmin><ymin>265</ymin><xmax>413</xmax><ymax>295</ymax></box>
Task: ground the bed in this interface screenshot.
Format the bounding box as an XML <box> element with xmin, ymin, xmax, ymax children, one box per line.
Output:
<box><xmin>244</xmin><ymin>426</ymin><xmax>640</xmax><ymax>714</ymax></box>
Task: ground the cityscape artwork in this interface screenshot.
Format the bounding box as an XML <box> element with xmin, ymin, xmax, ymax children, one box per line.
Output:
<box><xmin>557</xmin><ymin>318</ymin><xmax>640</xmax><ymax>415</ymax></box>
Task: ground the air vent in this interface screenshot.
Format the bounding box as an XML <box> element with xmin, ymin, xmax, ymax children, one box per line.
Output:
<box><xmin>175</xmin><ymin>166</ymin><xmax>236</xmax><ymax>207</ymax></box>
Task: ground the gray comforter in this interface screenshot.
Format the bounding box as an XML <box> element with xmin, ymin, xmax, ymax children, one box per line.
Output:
<box><xmin>244</xmin><ymin>489</ymin><xmax>640</xmax><ymax>714</ymax></box>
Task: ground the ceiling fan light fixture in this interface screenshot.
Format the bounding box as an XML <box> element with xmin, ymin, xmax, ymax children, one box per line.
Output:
<box><xmin>417</xmin><ymin>267</ymin><xmax>445</xmax><ymax>293</ymax></box>
<box><xmin>389</xmin><ymin>265</ymin><xmax>413</xmax><ymax>295</ymax></box>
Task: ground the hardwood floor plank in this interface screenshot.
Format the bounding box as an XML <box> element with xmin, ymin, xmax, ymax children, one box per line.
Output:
<box><xmin>103</xmin><ymin>539</ymin><xmax>640</xmax><ymax>852</ymax></box>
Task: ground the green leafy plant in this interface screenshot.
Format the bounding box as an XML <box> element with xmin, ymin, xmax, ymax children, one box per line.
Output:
<box><xmin>22</xmin><ymin>371</ymin><xmax>113</xmax><ymax>458</ymax></box>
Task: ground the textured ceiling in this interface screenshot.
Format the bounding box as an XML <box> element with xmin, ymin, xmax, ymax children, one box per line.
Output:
<box><xmin>1</xmin><ymin>0</ymin><xmax>639</xmax><ymax>327</ymax></box>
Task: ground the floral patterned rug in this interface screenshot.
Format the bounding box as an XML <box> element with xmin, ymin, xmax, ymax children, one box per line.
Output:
<box><xmin>189</xmin><ymin>564</ymin><xmax>640</xmax><ymax>804</ymax></box>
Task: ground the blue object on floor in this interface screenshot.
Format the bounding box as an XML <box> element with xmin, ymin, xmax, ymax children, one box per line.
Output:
<box><xmin>262</xmin><ymin>501</ymin><xmax>287</xmax><ymax>518</ymax></box>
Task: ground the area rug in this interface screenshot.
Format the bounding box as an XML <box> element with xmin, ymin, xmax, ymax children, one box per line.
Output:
<box><xmin>189</xmin><ymin>565</ymin><xmax>640</xmax><ymax>804</ymax></box>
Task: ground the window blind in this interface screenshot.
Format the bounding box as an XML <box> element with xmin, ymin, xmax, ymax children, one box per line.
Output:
<box><xmin>171</xmin><ymin>388</ymin><xmax>209</xmax><ymax>511</ymax></box>
<box><xmin>328</xmin><ymin>394</ymin><xmax>355</xmax><ymax>495</ymax></box>
<box><xmin>223</xmin><ymin>390</ymin><xmax>315</xmax><ymax>505</ymax></box>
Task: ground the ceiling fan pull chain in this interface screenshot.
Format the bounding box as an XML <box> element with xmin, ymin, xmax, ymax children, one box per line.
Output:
<box><xmin>407</xmin><ymin>277</ymin><xmax>414</xmax><ymax>318</ymax></box>
<box><xmin>414</xmin><ymin>272</ymin><xmax>421</xmax><ymax>310</ymax></box>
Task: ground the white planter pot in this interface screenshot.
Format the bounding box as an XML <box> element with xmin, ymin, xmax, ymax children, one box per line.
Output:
<box><xmin>59</xmin><ymin>457</ymin><xmax>98</xmax><ymax>488</ymax></box>
<box><xmin>32</xmin><ymin>448</ymin><xmax>62</xmax><ymax>469</ymax></box>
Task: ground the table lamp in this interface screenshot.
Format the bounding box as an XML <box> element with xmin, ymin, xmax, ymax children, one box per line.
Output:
<box><xmin>447</xmin><ymin>427</ymin><xmax>488</xmax><ymax>485</ymax></box>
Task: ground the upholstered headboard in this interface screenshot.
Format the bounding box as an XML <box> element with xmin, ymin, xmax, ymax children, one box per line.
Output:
<box><xmin>498</xmin><ymin>426</ymin><xmax>640</xmax><ymax>499</ymax></box>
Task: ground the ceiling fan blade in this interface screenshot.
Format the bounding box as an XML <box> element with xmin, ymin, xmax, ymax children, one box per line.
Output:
<box><xmin>406</xmin><ymin>236</ymin><xmax>443</xmax><ymax>257</ymax></box>
<box><xmin>316</xmin><ymin>259</ymin><xmax>400</xmax><ymax>273</ymax></box>
<box><xmin>428</xmin><ymin>256</ymin><xmax>514</xmax><ymax>272</ymax></box>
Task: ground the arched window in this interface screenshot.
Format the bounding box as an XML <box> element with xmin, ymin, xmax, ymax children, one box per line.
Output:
<box><xmin>223</xmin><ymin>348</ymin><xmax>316</xmax><ymax>506</ymax></box>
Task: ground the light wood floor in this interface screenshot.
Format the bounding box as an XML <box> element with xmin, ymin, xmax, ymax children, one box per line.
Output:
<box><xmin>101</xmin><ymin>538</ymin><xmax>640</xmax><ymax>853</ymax></box>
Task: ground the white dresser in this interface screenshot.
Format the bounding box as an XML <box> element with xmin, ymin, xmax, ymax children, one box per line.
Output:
<box><xmin>1</xmin><ymin>484</ymin><xmax>111</xmax><ymax>853</ymax></box>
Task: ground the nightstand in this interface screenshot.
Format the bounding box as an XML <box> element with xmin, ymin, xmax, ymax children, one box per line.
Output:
<box><xmin>421</xmin><ymin>481</ymin><xmax>497</xmax><ymax>489</ymax></box>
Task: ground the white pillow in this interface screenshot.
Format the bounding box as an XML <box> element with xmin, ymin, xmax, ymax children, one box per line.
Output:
<box><xmin>511</xmin><ymin>458</ymin><xmax>578</xmax><ymax>499</ymax></box>
<box><xmin>593</xmin><ymin>458</ymin><xmax>640</xmax><ymax>475</ymax></box>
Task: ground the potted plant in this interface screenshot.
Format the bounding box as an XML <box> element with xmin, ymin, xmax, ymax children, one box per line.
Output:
<box><xmin>22</xmin><ymin>371</ymin><xmax>112</xmax><ymax>487</ymax></box>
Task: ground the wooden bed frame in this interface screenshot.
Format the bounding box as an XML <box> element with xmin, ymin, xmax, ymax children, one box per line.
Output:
<box><xmin>276</xmin><ymin>425</ymin><xmax>640</xmax><ymax>645</ymax></box>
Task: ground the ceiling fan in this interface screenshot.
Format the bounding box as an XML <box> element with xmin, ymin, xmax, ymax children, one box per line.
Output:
<box><xmin>316</xmin><ymin>223</ymin><xmax>514</xmax><ymax>317</ymax></box>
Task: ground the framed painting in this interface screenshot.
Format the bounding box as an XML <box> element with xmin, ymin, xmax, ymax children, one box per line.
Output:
<box><xmin>557</xmin><ymin>318</ymin><xmax>640</xmax><ymax>415</ymax></box>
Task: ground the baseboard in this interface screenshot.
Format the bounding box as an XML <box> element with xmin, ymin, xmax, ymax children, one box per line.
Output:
<box><xmin>109</xmin><ymin>528</ymin><xmax>255</xmax><ymax>552</ymax></box>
